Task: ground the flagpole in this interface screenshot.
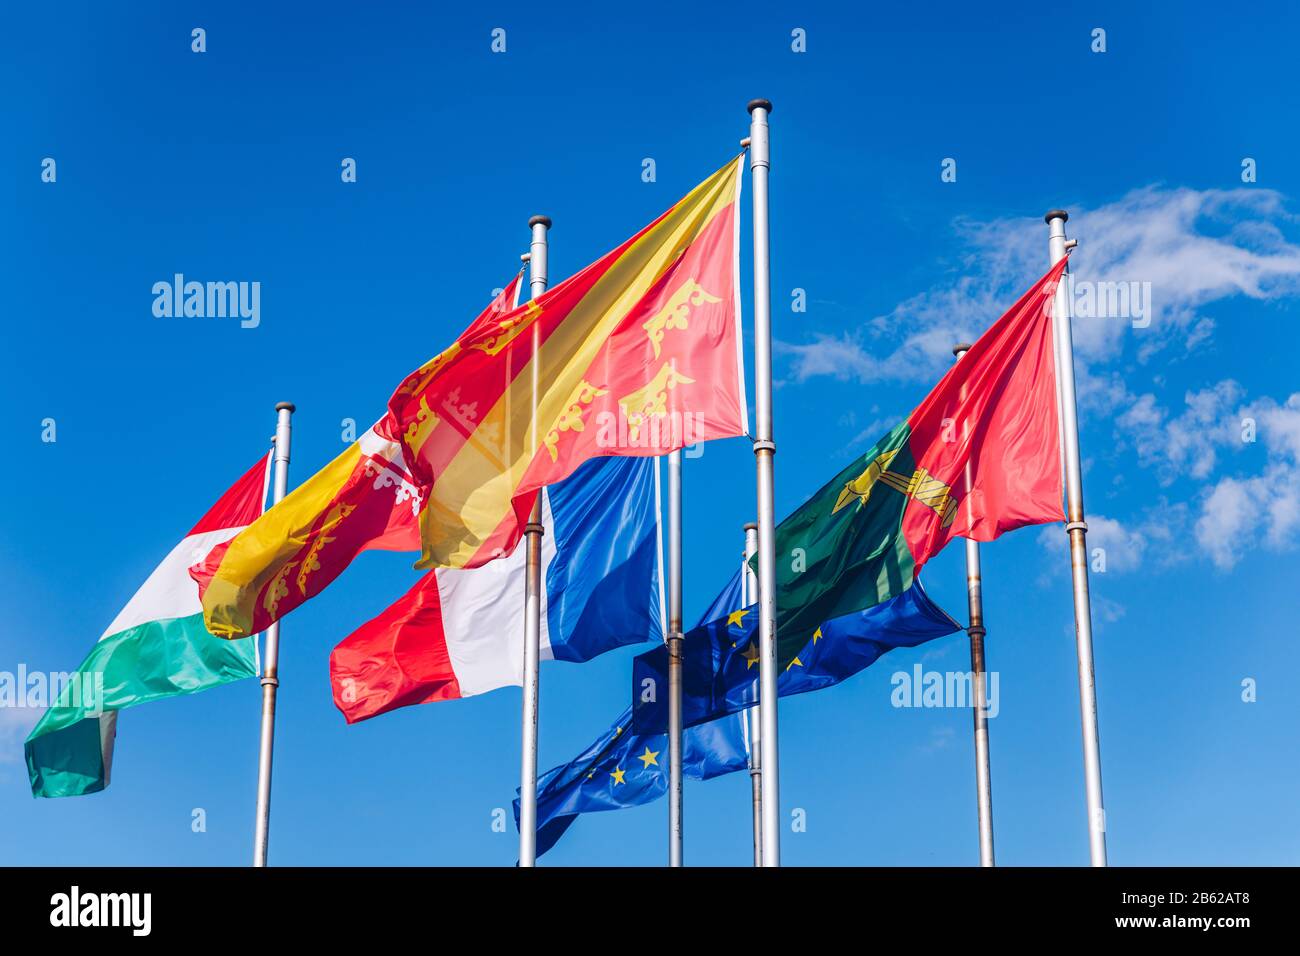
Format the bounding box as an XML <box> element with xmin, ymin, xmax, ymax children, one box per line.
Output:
<box><xmin>666</xmin><ymin>448</ymin><xmax>684</xmax><ymax>867</ymax></box>
<box><xmin>743</xmin><ymin>521</ymin><xmax>762</xmax><ymax>867</ymax></box>
<box><xmin>518</xmin><ymin>215</ymin><xmax>551</xmax><ymax>869</ymax></box>
<box><xmin>1045</xmin><ymin>209</ymin><xmax>1108</xmax><ymax>867</ymax></box>
<box><xmin>748</xmin><ymin>97</ymin><xmax>781</xmax><ymax>867</ymax></box>
<box><xmin>953</xmin><ymin>344</ymin><xmax>996</xmax><ymax>867</ymax></box>
<box><xmin>252</xmin><ymin>400</ymin><xmax>294</xmax><ymax>868</ymax></box>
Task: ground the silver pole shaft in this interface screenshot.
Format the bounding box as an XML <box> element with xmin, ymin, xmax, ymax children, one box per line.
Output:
<box><xmin>743</xmin><ymin>522</ymin><xmax>761</xmax><ymax>867</ymax></box>
<box><xmin>518</xmin><ymin>215</ymin><xmax>551</xmax><ymax>868</ymax></box>
<box><xmin>953</xmin><ymin>345</ymin><xmax>995</xmax><ymax>867</ymax></box>
<box><xmin>748</xmin><ymin>98</ymin><xmax>781</xmax><ymax>867</ymax></box>
<box><xmin>1046</xmin><ymin>209</ymin><xmax>1108</xmax><ymax>866</ymax></box>
<box><xmin>252</xmin><ymin>400</ymin><xmax>294</xmax><ymax>868</ymax></box>
<box><xmin>667</xmin><ymin>449</ymin><xmax>684</xmax><ymax>867</ymax></box>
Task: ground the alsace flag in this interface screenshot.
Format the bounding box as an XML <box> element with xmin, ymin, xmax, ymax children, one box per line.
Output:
<box><xmin>330</xmin><ymin>454</ymin><xmax>661</xmax><ymax>721</ymax></box>
<box><xmin>389</xmin><ymin>156</ymin><xmax>746</xmax><ymax>572</ymax></box>
<box><xmin>198</xmin><ymin>273</ymin><xmax>524</xmax><ymax>639</ymax></box>
<box><xmin>26</xmin><ymin>455</ymin><xmax>270</xmax><ymax>797</ymax></box>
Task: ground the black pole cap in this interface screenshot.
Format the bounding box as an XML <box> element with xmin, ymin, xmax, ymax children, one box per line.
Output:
<box><xmin>747</xmin><ymin>98</ymin><xmax>773</xmax><ymax>114</ymax></box>
<box><xmin>275</xmin><ymin>401</ymin><xmax>296</xmax><ymax>413</ymax></box>
<box><xmin>743</xmin><ymin>521</ymin><xmax>758</xmax><ymax>531</ymax></box>
<box><xmin>1044</xmin><ymin>209</ymin><xmax>1069</xmax><ymax>223</ymax></box>
<box><xmin>528</xmin><ymin>215</ymin><xmax>552</xmax><ymax>229</ymax></box>
<box><xmin>952</xmin><ymin>343</ymin><xmax>974</xmax><ymax>356</ymax></box>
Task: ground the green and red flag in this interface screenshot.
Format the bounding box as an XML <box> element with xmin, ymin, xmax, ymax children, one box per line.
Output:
<box><xmin>766</xmin><ymin>258</ymin><xmax>1068</xmax><ymax>662</ymax></box>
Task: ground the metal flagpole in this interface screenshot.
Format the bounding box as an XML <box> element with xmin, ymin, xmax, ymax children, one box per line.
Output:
<box><xmin>518</xmin><ymin>215</ymin><xmax>551</xmax><ymax>868</ymax></box>
<box><xmin>743</xmin><ymin>522</ymin><xmax>761</xmax><ymax>867</ymax></box>
<box><xmin>953</xmin><ymin>344</ymin><xmax>996</xmax><ymax>867</ymax></box>
<box><xmin>748</xmin><ymin>97</ymin><xmax>781</xmax><ymax>867</ymax></box>
<box><xmin>666</xmin><ymin>449</ymin><xmax>684</xmax><ymax>866</ymax></box>
<box><xmin>1045</xmin><ymin>209</ymin><xmax>1108</xmax><ymax>867</ymax></box>
<box><xmin>252</xmin><ymin>400</ymin><xmax>294</xmax><ymax>868</ymax></box>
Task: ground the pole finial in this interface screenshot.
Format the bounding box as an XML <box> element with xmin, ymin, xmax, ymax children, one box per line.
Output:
<box><xmin>747</xmin><ymin>98</ymin><xmax>773</xmax><ymax>114</ymax></box>
<box><xmin>275</xmin><ymin>401</ymin><xmax>296</xmax><ymax>413</ymax></box>
<box><xmin>1044</xmin><ymin>208</ymin><xmax>1069</xmax><ymax>224</ymax></box>
<box><xmin>952</xmin><ymin>342</ymin><xmax>974</xmax><ymax>356</ymax></box>
<box><xmin>528</xmin><ymin>215</ymin><xmax>552</xmax><ymax>229</ymax></box>
<box><xmin>520</xmin><ymin>252</ymin><xmax>531</xmax><ymax>263</ymax></box>
<box><xmin>743</xmin><ymin>521</ymin><xmax>758</xmax><ymax>531</ymax></box>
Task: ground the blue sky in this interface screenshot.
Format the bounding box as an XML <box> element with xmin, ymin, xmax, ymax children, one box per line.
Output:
<box><xmin>3</xmin><ymin>2</ymin><xmax>1298</xmax><ymax>865</ymax></box>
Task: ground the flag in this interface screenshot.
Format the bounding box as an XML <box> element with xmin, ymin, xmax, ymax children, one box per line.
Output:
<box><xmin>633</xmin><ymin>581</ymin><xmax>960</xmax><ymax>733</ymax></box>
<box><xmin>198</xmin><ymin>274</ymin><xmax>525</xmax><ymax>639</ymax></box>
<box><xmin>632</xmin><ymin>259</ymin><xmax>1067</xmax><ymax>731</ymax></box>
<box><xmin>330</xmin><ymin>453</ymin><xmax>662</xmax><ymax>722</ymax></box>
<box><xmin>520</xmin><ymin>706</ymin><xmax>750</xmax><ymax>860</ymax></box>
<box><xmin>390</xmin><ymin>156</ymin><xmax>746</xmax><ymax>572</ymax></box>
<box><xmin>26</xmin><ymin>454</ymin><xmax>270</xmax><ymax>797</ymax></box>
<box><xmin>767</xmin><ymin>258</ymin><xmax>1067</xmax><ymax>664</ymax></box>
<box><xmin>515</xmin><ymin>570</ymin><xmax>750</xmax><ymax>858</ymax></box>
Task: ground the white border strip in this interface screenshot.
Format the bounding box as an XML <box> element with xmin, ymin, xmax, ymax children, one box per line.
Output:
<box><xmin>731</xmin><ymin>153</ymin><xmax>750</xmax><ymax>436</ymax></box>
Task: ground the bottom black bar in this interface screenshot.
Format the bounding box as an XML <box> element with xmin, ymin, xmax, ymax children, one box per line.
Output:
<box><xmin>0</xmin><ymin>866</ymin><xmax>1283</xmax><ymax>940</ymax></box>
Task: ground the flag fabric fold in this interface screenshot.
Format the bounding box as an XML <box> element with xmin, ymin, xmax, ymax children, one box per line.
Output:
<box><xmin>26</xmin><ymin>454</ymin><xmax>270</xmax><ymax>798</ymax></box>
<box><xmin>330</xmin><ymin>454</ymin><xmax>662</xmax><ymax>722</ymax></box>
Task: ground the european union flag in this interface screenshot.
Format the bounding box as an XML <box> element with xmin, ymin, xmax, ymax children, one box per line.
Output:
<box><xmin>514</xmin><ymin>570</ymin><xmax>750</xmax><ymax>859</ymax></box>
<box><xmin>632</xmin><ymin>578</ymin><xmax>960</xmax><ymax>734</ymax></box>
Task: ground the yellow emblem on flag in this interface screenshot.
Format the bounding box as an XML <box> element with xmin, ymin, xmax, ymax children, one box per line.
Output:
<box><xmin>543</xmin><ymin>380</ymin><xmax>608</xmax><ymax>462</ymax></box>
<box><xmin>619</xmin><ymin>363</ymin><xmax>695</xmax><ymax>443</ymax></box>
<box><xmin>833</xmin><ymin>448</ymin><xmax>902</xmax><ymax>513</ymax></box>
<box><xmin>642</xmin><ymin>280</ymin><xmax>721</xmax><ymax>359</ymax></box>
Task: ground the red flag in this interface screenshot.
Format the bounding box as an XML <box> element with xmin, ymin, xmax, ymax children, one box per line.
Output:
<box><xmin>901</xmin><ymin>256</ymin><xmax>1068</xmax><ymax>567</ymax></box>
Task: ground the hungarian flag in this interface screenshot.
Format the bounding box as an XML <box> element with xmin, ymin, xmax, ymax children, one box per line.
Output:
<box><xmin>390</xmin><ymin>155</ymin><xmax>746</xmax><ymax>572</ymax></box>
<box><xmin>331</xmin><ymin>454</ymin><xmax>661</xmax><ymax>722</ymax></box>
<box><xmin>26</xmin><ymin>455</ymin><xmax>270</xmax><ymax>797</ymax></box>
<box><xmin>634</xmin><ymin>258</ymin><xmax>1069</xmax><ymax>732</ymax></box>
<box><xmin>198</xmin><ymin>272</ymin><xmax>524</xmax><ymax>639</ymax></box>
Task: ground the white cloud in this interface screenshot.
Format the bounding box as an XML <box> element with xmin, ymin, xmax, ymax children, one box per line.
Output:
<box><xmin>1117</xmin><ymin>380</ymin><xmax>1247</xmax><ymax>485</ymax></box>
<box><xmin>1194</xmin><ymin>394</ymin><xmax>1300</xmax><ymax>569</ymax></box>
<box><xmin>1037</xmin><ymin>513</ymin><xmax>1148</xmax><ymax>575</ymax></box>
<box><xmin>777</xmin><ymin>185</ymin><xmax>1300</xmax><ymax>386</ymax></box>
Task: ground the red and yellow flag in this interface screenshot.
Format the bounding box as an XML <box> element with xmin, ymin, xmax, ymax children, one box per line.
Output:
<box><xmin>198</xmin><ymin>274</ymin><xmax>524</xmax><ymax>638</ymax></box>
<box><xmin>390</xmin><ymin>155</ymin><xmax>746</xmax><ymax>570</ymax></box>
<box><xmin>202</xmin><ymin>157</ymin><xmax>746</xmax><ymax>638</ymax></box>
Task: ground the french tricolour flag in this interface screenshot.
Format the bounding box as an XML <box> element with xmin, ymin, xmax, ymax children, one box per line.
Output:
<box><xmin>330</xmin><ymin>454</ymin><xmax>663</xmax><ymax>722</ymax></box>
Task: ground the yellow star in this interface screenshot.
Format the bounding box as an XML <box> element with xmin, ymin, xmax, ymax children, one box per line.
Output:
<box><xmin>812</xmin><ymin>627</ymin><xmax>823</xmax><ymax>644</ymax></box>
<box><xmin>726</xmin><ymin>608</ymin><xmax>752</xmax><ymax>628</ymax></box>
<box><xmin>785</xmin><ymin>656</ymin><xmax>804</xmax><ymax>672</ymax></box>
<box><xmin>610</xmin><ymin>767</ymin><xmax>627</xmax><ymax>786</ymax></box>
<box><xmin>614</xmin><ymin>726</ymin><xmax>623</xmax><ymax>737</ymax></box>
<box><xmin>743</xmin><ymin>641</ymin><xmax>761</xmax><ymax>669</ymax></box>
<box><xmin>637</xmin><ymin>746</ymin><xmax>660</xmax><ymax>769</ymax></box>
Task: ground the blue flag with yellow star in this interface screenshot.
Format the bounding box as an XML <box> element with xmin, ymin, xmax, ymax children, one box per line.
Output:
<box><xmin>631</xmin><ymin>578</ymin><xmax>960</xmax><ymax>734</ymax></box>
<box><xmin>514</xmin><ymin>571</ymin><xmax>750</xmax><ymax>859</ymax></box>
